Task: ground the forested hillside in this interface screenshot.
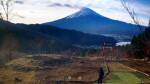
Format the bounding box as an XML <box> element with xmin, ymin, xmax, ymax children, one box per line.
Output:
<box><xmin>131</xmin><ymin>26</ymin><xmax>150</xmax><ymax>60</ymax></box>
<box><xmin>0</xmin><ymin>20</ymin><xmax>116</xmax><ymax>54</ymax></box>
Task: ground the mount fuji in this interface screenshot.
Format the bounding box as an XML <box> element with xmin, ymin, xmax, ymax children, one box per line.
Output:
<box><xmin>45</xmin><ymin>8</ymin><xmax>145</xmax><ymax>42</ymax></box>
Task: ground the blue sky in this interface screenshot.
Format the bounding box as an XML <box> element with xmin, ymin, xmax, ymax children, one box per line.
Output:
<box><xmin>1</xmin><ymin>0</ymin><xmax>149</xmax><ymax>26</ymax></box>
<box><xmin>138</xmin><ymin>1</ymin><xmax>150</xmax><ymax>6</ymax></box>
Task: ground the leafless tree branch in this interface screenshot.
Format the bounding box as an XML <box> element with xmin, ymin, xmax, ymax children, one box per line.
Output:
<box><xmin>120</xmin><ymin>0</ymin><xmax>143</xmax><ymax>30</ymax></box>
<box><xmin>0</xmin><ymin>0</ymin><xmax>14</xmax><ymax>21</ymax></box>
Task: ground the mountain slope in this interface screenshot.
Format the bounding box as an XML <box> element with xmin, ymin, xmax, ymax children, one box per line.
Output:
<box><xmin>0</xmin><ymin>20</ymin><xmax>72</xmax><ymax>53</ymax></box>
<box><xmin>45</xmin><ymin>8</ymin><xmax>145</xmax><ymax>41</ymax></box>
<box><xmin>0</xmin><ymin>20</ymin><xmax>116</xmax><ymax>54</ymax></box>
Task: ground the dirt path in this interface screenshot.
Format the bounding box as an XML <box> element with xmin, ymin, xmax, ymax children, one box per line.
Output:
<box><xmin>120</xmin><ymin>63</ymin><xmax>149</xmax><ymax>77</ymax></box>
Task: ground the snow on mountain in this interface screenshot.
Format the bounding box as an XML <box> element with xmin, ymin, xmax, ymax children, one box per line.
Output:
<box><xmin>66</xmin><ymin>7</ymin><xmax>100</xmax><ymax>19</ymax></box>
<box><xmin>44</xmin><ymin>7</ymin><xmax>145</xmax><ymax>42</ymax></box>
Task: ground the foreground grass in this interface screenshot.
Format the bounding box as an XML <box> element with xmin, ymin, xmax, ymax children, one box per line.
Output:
<box><xmin>0</xmin><ymin>68</ymin><xmax>36</xmax><ymax>84</ymax></box>
<box><xmin>0</xmin><ymin>55</ymin><xmax>150</xmax><ymax>84</ymax></box>
<box><xmin>105</xmin><ymin>63</ymin><xmax>150</xmax><ymax>84</ymax></box>
<box><xmin>0</xmin><ymin>56</ymin><xmax>100</xmax><ymax>84</ymax></box>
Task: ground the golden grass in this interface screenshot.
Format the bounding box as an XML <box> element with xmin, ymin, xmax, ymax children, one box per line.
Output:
<box><xmin>0</xmin><ymin>68</ymin><xmax>36</xmax><ymax>84</ymax></box>
<box><xmin>0</xmin><ymin>55</ymin><xmax>102</xmax><ymax>84</ymax></box>
<box><xmin>6</xmin><ymin>57</ymin><xmax>41</xmax><ymax>68</ymax></box>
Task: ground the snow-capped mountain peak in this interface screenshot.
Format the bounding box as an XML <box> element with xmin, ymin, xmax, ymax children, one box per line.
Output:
<box><xmin>45</xmin><ymin>7</ymin><xmax>144</xmax><ymax>42</ymax></box>
<box><xmin>66</xmin><ymin>7</ymin><xmax>100</xmax><ymax>19</ymax></box>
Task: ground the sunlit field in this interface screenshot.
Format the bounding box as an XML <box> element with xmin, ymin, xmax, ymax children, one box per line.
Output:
<box><xmin>105</xmin><ymin>63</ymin><xmax>150</xmax><ymax>84</ymax></box>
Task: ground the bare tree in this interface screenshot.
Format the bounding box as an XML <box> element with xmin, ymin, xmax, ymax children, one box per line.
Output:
<box><xmin>148</xmin><ymin>19</ymin><xmax>150</xmax><ymax>28</ymax></box>
<box><xmin>0</xmin><ymin>0</ymin><xmax>14</xmax><ymax>21</ymax></box>
<box><xmin>120</xmin><ymin>0</ymin><xmax>143</xmax><ymax>30</ymax></box>
<box><xmin>121</xmin><ymin>0</ymin><xmax>150</xmax><ymax>45</ymax></box>
<box><xmin>0</xmin><ymin>12</ymin><xmax>3</xmax><ymax>19</ymax></box>
<box><xmin>121</xmin><ymin>0</ymin><xmax>150</xmax><ymax>62</ymax></box>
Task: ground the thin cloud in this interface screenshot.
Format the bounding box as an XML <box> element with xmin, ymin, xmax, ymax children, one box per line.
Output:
<box><xmin>15</xmin><ymin>0</ymin><xmax>24</xmax><ymax>4</ymax></box>
<box><xmin>48</xmin><ymin>3</ymin><xmax>64</xmax><ymax>7</ymax></box>
<box><xmin>9</xmin><ymin>0</ymin><xmax>149</xmax><ymax>26</ymax></box>
<box><xmin>48</xmin><ymin>3</ymin><xmax>82</xmax><ymax>9</ymax></box>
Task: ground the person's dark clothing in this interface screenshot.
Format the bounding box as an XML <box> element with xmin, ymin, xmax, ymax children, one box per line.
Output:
<box><xmin>98</xmin><ymin>67</ymin><xmax>104</xmax><ymax>84</ymax></box>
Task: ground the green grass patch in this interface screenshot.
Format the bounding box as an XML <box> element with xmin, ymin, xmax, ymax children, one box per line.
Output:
<box><xmin>105</xmin><ymin>63</ymin><xmax>150</xmax><ymax>84</ymax></box>
<box><xmin>106</xmin><ymin>71</ymin><xmax>141</xmax><ymax>84</ymax></box>
<box><xmin>131</xmin><ymin>72</ymin><xmax>150</xmax><ymax>83</ymax></box>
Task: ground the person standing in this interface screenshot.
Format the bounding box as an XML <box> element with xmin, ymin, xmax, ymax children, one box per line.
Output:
<box><xmin>98</xmin><ymin>67</ymin><xmax>104</xmax><ymax>84</ymax></box>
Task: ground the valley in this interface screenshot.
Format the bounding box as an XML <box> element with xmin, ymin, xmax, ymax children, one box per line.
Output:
<box><xmin>0</xmin><ymin>54</ymin><xmax>150</xmax><ymax>84</ymax></box>
<box><xmin>0</xmin><ymin>1</ymin><xmax>149</xmax><ymax>84</ymax></box>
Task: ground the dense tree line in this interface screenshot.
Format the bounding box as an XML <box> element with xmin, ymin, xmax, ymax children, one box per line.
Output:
<box><xmin>120</xmin><ymin>0</ymin><xmax>150</xmax><ymax>61</ymax></box>
<box><xmin>131</xmin><ymin>25</ymin><xmax>150</xmax><ymax>60</ymax></box>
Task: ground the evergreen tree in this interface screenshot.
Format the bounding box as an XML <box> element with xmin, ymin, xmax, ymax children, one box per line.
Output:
<box><xmin>131</xmin><ymin>20</ymin><xmax>150</xmax><ymax>60</ymax></box>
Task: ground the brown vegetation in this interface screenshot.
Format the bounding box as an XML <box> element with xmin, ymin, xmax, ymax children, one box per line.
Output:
<box><xmin>0</xmin><ymin>54</ymin><xmax>104</xmax><ymax>84</ymax></box>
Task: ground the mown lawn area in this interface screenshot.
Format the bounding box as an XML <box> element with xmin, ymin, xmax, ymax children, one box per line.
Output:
<box><xmin>105</xmin><ymin>63</ymin><xmax>150</xmax><ymax>84</ymax></box>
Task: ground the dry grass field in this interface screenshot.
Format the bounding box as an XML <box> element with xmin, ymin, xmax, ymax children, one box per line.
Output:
<box><xmin>0</xmin><ymin>54</ymin><xmax>150</xmax><ymax>84</ymax></box>
<box><xmin>0</xmin><ymin>55</ymin><xmax>103</xmax><ymax>84</ymax></box>
<box><xmin>122</xmin><ymin>60</ymin><xmax>150</xmax><ymax>75</ymax></box>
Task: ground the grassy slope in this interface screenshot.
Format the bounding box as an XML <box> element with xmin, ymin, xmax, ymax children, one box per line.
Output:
<box><xmin>105</xmin><ymin>63</ymin><xmax>150</xmax><ymax>84</ymax></box>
